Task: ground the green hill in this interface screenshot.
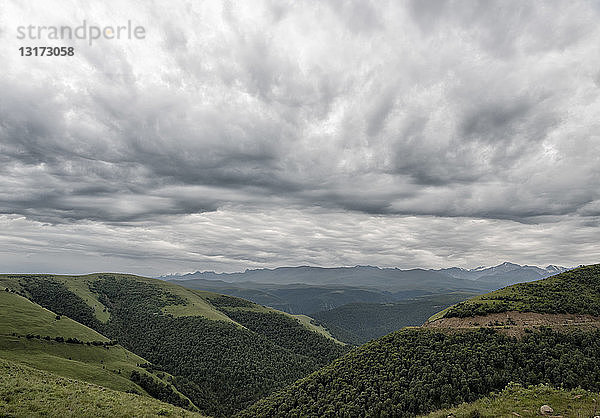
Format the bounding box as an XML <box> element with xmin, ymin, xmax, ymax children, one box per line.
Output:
<box><xmin>239</xmin><ymin>264</ymin><xmax>600</xmax><ymax>417</ymax></box>
<box><xmin>0</xmin><ymin>289</ymin><xmax>196</xmax><ymax>410</ymax></box>
<box><xmin>422</xmin><ymin>383</ymin><xmax>599</xmax><ymax>418</ymax></box>
<box><xmin>239</xmin><ymin>327</ymin><xmax>600</xmax><ymax>417</ymax></box>
<box><xmin>1</xmin><ymin>289</ymin><xmax>108</xmax><ymax>341</ymax></box>
<box><xmin>6</xmin><ymin>265</ymin><xmax>597</xmax><ymax>417</ymax></box>
<box><xmin>431</xmin><ymin>264</ymin><xmax>600</xmax><ymax>319</ymax></box>
<box><xmin>1</xmin><ymin>273</ymin><xmax>348</xmax><ymax>417</ymax></box>
<box><xmin>0</xmin><ymin>358</ymin><xmax>203</xmax><ymax>417</ymax></box>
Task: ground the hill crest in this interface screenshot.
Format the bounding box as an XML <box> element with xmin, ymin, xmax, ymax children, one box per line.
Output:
<box><xmin>425</xmin><ymin>264</ymin><xmax>600</xmax><ymax>332</ymax></box>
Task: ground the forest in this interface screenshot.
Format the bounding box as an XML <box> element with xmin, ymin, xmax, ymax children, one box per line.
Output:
<box><xmin>444</xmin><ymin>264</ymin><xmax>600</xmax><ymax>318</ymax></box>
<box><xmin>240</xmin><ymin>327</ymin><xmax>600</xmax><ymax>417</ymax></box>
<box><xmin>214</xmin><ymin>304</ymin><xmax>347</xmax><ymax>361</ymax></box>
<box><xmin>15</xmin><ymin>275</ymin><xmax>348</xmax><ymax>416</ymax></box>
<box><xmin>311</xmin><ymin>293</ymin><xmax>475</xmax><ymax>344</ymax></box>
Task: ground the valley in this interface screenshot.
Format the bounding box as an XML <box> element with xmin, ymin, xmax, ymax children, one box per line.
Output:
<box><xmin>1</xmin><ymin>264</ymin><xmax>598</xmax><ymax>417</ymax></box>
<box><xmin>0</xmin><ymin>273</ymin><xmax>347</xmax><ymax>417</ymax></box>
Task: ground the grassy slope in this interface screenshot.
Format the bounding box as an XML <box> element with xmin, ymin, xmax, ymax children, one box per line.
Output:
<box><xmin>0</xmin><ymin>273</ymin><xmax>339</xmax><ymax>340</ymax></box>
<box><xmin>0</xmin><ymin>291</ymin><xmax>107</xmax><ymax>341</ymax></box>
<box><xmin>2</xmin><ymin>273</ymin><xmax>347</xmax><ymax>416</ymax></box>
<box><xmin>0</xmin><ymin>273</ymin><xmax>233</xmax><ymax>324</ymax></box>
<box><xmin>0</xmin><ymin>358</ymin><xmax>203</xmax><ymax>417</ymax></box>
<box><xmin>203</xmin><ymin>293</ymin><xmax>343</xmax><ymax>344</ymax></box>
<box><xmin>292</xmin><ymin>314</ymin><xmax>340</xmax><ymax>343</ymax></box>
<box><xmin>0</xmin><ymin>290</ymin><xmax>192</xmax><ymax>406</ymax></box>
<box><xmin>422</xmin><ymin>383</ymin><xmax>600</xmax><ymax>418</ymax></box>
<box><xmin>430</xmin><ymin>264</ymin><xmax>600</xmax><ymax>320</ymax></box>
<box><xmin>0</xmin><ymin>336</ymin><xmax>145</xmax><ymax>394</ymax></box>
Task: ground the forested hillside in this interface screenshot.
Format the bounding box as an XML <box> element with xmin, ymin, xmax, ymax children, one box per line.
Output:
<box><xmin>312</xmin><ymin>293</ymin><xmax>475</xmax><ymax>344</ymax></box>
<box><xmin>436</xmin><ymin>264</ymin><xmax>600</xmax><ymax>319</ymax></box>
<box><xmin>240</xmin><ymin>264</ymin><xmax>600</xmax><ymax>417</ymax></box>
<box><xmin>240</xmin><ymin>327</ymin><xmax>600</xmax><ymax>417</ymax></box>
<box><xmin>0</xmin><ymin>289</ymin><xmax>195</xmax><ymax>410</ymax></box>
<box><xmin>0</xmin><ymin>274</ymin><xmax>348</xmax><ymax>417</ymax></box>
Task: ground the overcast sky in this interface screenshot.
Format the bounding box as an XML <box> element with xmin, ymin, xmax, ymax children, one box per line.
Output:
<box><xmin>1</xmin><ymin>0</ymin><xmax>599</xmax><ymax>275</ymax></box>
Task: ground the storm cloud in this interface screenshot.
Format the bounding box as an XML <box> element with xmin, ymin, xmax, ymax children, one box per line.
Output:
<box><xmin>1</xmin><ymin>0</ymin><xmax>599</xmax><ymax>273</ymax></box>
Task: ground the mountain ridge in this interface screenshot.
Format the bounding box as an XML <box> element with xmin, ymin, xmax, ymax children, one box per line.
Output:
<box><xmin>238</xmin><ymin>264</ymin><xmax>600</xmax><ymax>417</ymax></box>
<box><xmin>159</xmin><ymin>263</ymin><xmax>570</xmax><ymax>318</ymax></box>
<box><xmin>0</xmin><ymin>273</ymin><xmax>348</xmax><ymax>416</ymax></box>
<box><xmin>160</xmin><ymin>262</ymin><xmax>569</xmax><ymax>287</ymax></box>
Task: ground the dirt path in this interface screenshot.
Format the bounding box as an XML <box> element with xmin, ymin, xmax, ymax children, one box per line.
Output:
<box><xmin>423</xmin><ymin>311</ymin><xmax>600</xmax><ymax>336</ymax></box>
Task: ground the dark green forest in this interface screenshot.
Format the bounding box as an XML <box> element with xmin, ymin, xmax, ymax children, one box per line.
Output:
<box><xmin>240</xmin><ymin>327</ymin><xmax>600</xmax><ymax>417</ymax></box>
<box><xmin>19</xmin><ymin>277</ymin><xmax>102</xmax><ymax>330</ymax></box>
<box><xmin>312</xmin><ymin>293</ymin><xmax>475</xmax><ymax>344</ymax></box>
<box><xmin>16</xmin><ymin>275</ymin><xmax>348</xmax><ymax>417</ymax></box>
<box><xmin>129</xmin><ymin>369</ymin><xmax>192</xmax><ymax>409</ymax></box>
<box><xmin>215</xmin><ymin>306</ymin><xmax>346</xmax><ymax>361</ymax></box>
<box><xmin>444</xmin><ymin>264</ymin><xmax>600</xmax><ymax>318</ymax></box>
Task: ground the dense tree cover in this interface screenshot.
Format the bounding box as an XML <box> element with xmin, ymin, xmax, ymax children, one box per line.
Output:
<box><xmin>207</xmin><ymin>295</ymin><xmax>257</xmax><ymax>308</ymax></box>
<box><xmin>220</xmin><ymin>308</ymin><xmax>348</xmax><ymax>362</ymax></box>
<box><xmin>444</xmin><ymin>264</ymin><xmax>600</xmax><ymax>318</ymax></box>
<box><xmin>90</xmin><ymin>277</ymin><xmax>348</xmax><ymax>416</ymax></box>
<box><xmin>239</xmin><ymin>327</ymin><xmax>600</xmax><ymax>417</ymax></box>
<box><xmin>19</xmin><ymin>277</ymin><xmax>102</xmax><ymax>330</ymax></box>
<box><xmin>312</xmin><ymin>293</ymin><xmax>475</xmax><ymax>344</ymax></box>
<box><xmin>129</xmin><ymin>370</ymin><xmax>192</xmax><ymax>409</ymax></box>
<box><xmin>20</xmin><ymin>275</ymin><xmax>349</xmax><ymax>416</ymax></box>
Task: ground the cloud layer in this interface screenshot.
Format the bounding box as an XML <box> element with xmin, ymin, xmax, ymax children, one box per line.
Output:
<box><xmin>1</xmin><ymin>0</ymin><xmax>599</xmax><ymax>273</ymax></box>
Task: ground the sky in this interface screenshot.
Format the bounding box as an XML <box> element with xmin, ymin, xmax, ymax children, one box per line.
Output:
<box><xmin>1</xmin><ymin>0</ymin><xmax>599</xmax><ymax>275</ymax></box>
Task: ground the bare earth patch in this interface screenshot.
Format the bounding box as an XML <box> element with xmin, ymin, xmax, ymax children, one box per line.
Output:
<box><xmin>423</xmin><ymin>311</ymin><xmax>600</xmax><ymax>336</ymax></box>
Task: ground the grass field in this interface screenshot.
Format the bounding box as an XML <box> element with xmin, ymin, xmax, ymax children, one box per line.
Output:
<box><xmin>0</xmin><ymin>336</ymin><xmax>146</xmax><ymax>393</ymax></box>
<box><xmin>0</xmin><ymin>290</ymin><xmax>147</xmax><ymax>392</ymax></box>
<box><xmin>0</xmin><ymin>291</ymin><xmax>108</xmax><ymax>340</ymax></box>
<box><xmin>292</xmin><ymin>313</ymin><xmax>342</xmax><ymax>343</ymax></box>
<box><xmin>0</xmin><ymin>358</ymin><xmax>203</xmax><ymax>417</ymax></box>
<box><xmin>423</xmin><ymin>383</ymin><xmax>600</xmax><ymax>417</ymax></box>
<box><xmin>0</xmin><ymin>286</ymin><xmax>194</xmax><ymax>407</ymax></box>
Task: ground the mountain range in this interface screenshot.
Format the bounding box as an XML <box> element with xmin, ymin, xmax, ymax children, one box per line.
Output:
<box><xmin>240</xmin><ymin>264</ymin><xmax>600</xmax><ymax>417</ymax></box>
<box><xmin>1</xmin><ymin>264</ymin><xmax>598</xmax><ymax>417</ymax></box>
<box><xmin>161</xmin><ymin>262</ymin><xmax>569</xmax><ymax>288</ymax></box>
<box><xmin>159</xmin><ymin>262</ymin><xmax>569</xmax><ymax>315</ymax></box>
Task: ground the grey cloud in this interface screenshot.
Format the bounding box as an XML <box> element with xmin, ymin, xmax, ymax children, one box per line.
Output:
<box><xmin>1</xmin><ymin>0</ymin><xmax>599</xmax><ymax>272</ymax></box>
<box><xmin>0</xmin><ymin>209</ymin><xmax>598</xmax><ymax>276</ymax></box>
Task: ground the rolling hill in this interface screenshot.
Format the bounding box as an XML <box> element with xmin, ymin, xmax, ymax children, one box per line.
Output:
<box><xmin>0</xmin><ymin>273</ymin><xmax>348</xmax><ymax>417</ymax></box>
<box><xmin>0</xmin><ymin>358</ymin><xmax>204</xmax><ymax>417</ymax></box>
<box><xmin>239</xmin><ymin>264</ymin><xmax>600</xmax><ymax>417</ymax></box>
<box><xmin>428</xmin><ymin>264</ymin><xmax>600</xmax><ymax>321</ymax></box>
<box><xmin>0</xmin><ymin>289</ymin><xmax>194</xmax><ymax>410</ymax></box>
